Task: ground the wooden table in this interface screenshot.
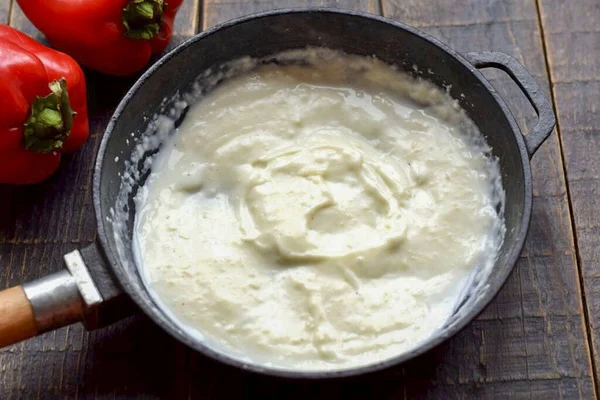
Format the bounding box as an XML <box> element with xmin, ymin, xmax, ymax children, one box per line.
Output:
<box><xmin>1</xmin><ymin>0</ymin><xmax>598</xmax><ymax>398</ymax></box>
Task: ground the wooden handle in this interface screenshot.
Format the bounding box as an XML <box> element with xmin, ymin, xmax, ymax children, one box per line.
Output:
<box><xmin>0</xmin><ymin>286</ymin><xmax>38</xmax><ymax>347</ymax></box>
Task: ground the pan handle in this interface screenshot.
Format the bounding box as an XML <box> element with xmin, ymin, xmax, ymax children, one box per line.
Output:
<box><xmin>465</xmin><ymin>51</ymin><xmax>556</xmax><ymax>157</ymax></box>
<box><xmin>0</xmin><ymin>286</ymin><xmax>37</xmax><ymax>347</ymax></box>
<box><xmin>0</xmin><ymin>252</ymin><xmax>101</xmax><ymax>348</ymax></box>
<box><xmin>0</xmin><ymin>244</ymin><xmax>134</xmax><ymax>348</ymax></box>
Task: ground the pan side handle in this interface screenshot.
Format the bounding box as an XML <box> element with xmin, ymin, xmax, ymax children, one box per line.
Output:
<box><xmin>466</xmin><ymin>51</ymin><xmax>556</xmax><ymax>158</ymax></box>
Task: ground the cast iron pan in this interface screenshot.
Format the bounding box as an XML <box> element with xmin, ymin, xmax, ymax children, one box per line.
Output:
<box><xmin>0</xmin><ymin>9</ymin><xmax>555</xmax><ymax>379</ymax></box>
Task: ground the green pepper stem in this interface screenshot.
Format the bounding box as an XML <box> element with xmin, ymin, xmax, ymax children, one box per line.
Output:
<box><xmin>122</xmin><ymin>0</ymin><xmax>165</xmax><ymax>40</ymax></box>
<box><xmin>23</xmin><ymin>78</ymin><xmax>75</xmax><ymax>154</ymax></box>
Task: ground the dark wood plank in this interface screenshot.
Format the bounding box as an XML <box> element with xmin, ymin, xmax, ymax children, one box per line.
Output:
<box><xmin>0</xmin><ymin>0</ymin><xmax>9</xmax><ymax>24</ymax></box>
<box><xmin>380</xmin><ymin>0</ymin><xmax>597</xmax><ymax>397</ymax></box>
<box><xmin>0</xmin><ymin>0</ymin><xmax>202</xmax><ymax>398</ymax></box>
<box><xmin>169</xmin><ymin>0</ymin><xmax>201</xmax><ymax>49</ymax></box>
<box><xmin>203</xmin><ymin>0</ymin><xmax>380</xmax><ymax>27</ymax></box>
<box><xmin>537</xmin><ymin>0</ymin><xmax>600</xmax><ymax>383</ymax></box>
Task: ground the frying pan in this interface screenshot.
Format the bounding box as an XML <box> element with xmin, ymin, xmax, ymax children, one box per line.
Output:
<box><xmin>0</xmin><ymin>9</ymin><xmax>556</xmax><ymax>378</ymax></box>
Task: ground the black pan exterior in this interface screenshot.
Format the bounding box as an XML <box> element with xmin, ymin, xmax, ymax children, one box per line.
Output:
<box><xmin>94</xmin><ymin>9</ymin><xmax>534</xmax><ymax>378</ymax></box>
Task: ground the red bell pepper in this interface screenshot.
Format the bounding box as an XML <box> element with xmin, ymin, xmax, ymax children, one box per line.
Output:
<box><xmin>17</xmin><ymin>0</ymin><xmax>184</xmax><ymax>76</ymax></box>
<box><xmin>0</xmin><ymin>25</ymin><xmax>89</xmax><ymax>185</ymax></box>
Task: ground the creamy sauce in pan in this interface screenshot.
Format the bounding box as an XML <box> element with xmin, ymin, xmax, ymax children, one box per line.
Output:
<box><xmin>134</xmin><ymin>51</ymin><xmax>504</xmax><ymax>370</ymax></box>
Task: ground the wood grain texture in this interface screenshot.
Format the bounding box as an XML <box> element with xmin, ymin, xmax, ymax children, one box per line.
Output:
<box><xmin>381</xmin><ymin>0</ymin><xmax>596</xmax><ymax>397</ymax></box>
<box><xmin>169</xmin><ymin>0</ymin><xmax>201</xmax><ymax>49</ymax></box>
<box><xmin>0</xmin><ymin>1</ymin><xmax>8</xmax><ymax>24</ymax></box>
<box><xmin>203</xmin><ymin>0</ymin><xmax>380</xmax><ymax>27</ymax></box>
<box><xmin>537</xmin><ymin>0</ymin><xmax>600</xmax><ymax>382</ymax></box>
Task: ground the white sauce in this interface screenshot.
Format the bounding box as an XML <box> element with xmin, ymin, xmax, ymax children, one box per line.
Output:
<box><xmin>133</xmin><ymin>50</ymin><xmax>504</xmax><ymax>371</ymax></box>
